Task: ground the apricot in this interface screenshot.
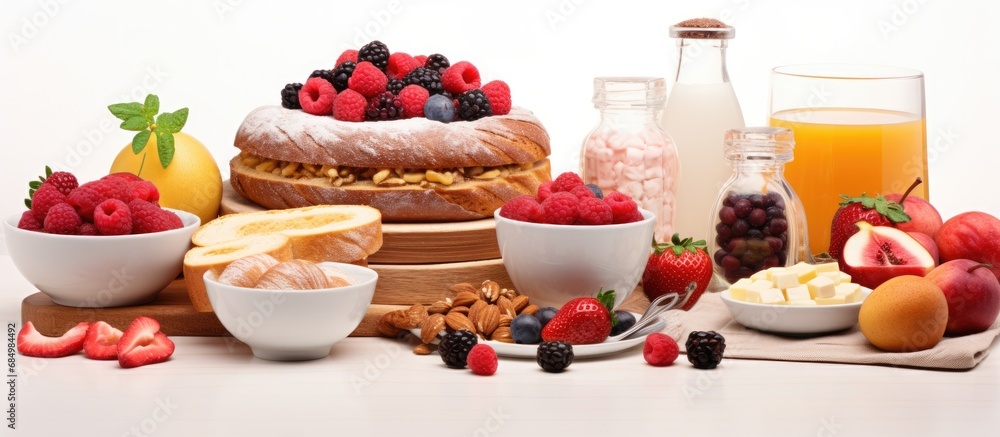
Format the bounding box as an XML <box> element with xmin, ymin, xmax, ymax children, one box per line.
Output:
<box><xmin>858</xmin><ymin>275</ymin><xmax>948</xmax><ymax>352</ymax></box>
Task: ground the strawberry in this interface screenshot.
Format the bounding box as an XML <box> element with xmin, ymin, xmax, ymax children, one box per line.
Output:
<box><xmin>642</xmin><ymin>234</ymin><xmax>713</xmax><ymax>311</ymax></box>
<box><xmin>540</xmin><ymin>288</ymin><xmax>616</xmax><ymax>345</ymax></box>
<box><xmin>828</xmin><ymin>194</ymin><xmax>910</xmax><ymax>259</ymax></box>
<box><xmin>17</xmin><ymin>321</ymin><xmax>89</xmax><ymax>358</ymax></box>
<box><xmin>83</xmin><ymin>321</ymin><xmax>124</xmax><ymax>360</ymax></box>
<box><xmin>117</xmin><ymin>316</ymin><xmax>175</xmax><ymax>368</ymax></box>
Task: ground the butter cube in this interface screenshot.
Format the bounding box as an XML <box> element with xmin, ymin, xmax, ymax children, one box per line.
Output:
<box><xmin>814</xmin><ymin>262</ymin><xmax>840</xmax><ymax>273</ymax></box>
<box><xmin>815</xmin><ymin>295</ymin><xmax>847</xmax><ymax>305</ymax></box>
<box><xmin>760</xmin><ymin>288</ymin><xmax>786</xmax><ymax>305</ymax></box>
<box><xmin>787</xmin><ymin>300</ymin><xmax>818</xmax><ymax>306</ymax></box>
<box><xmin>772</xmin><ymin>269</ymin><xmax>801</xmax><ymax>289</ymax></box>
<box><xmin>807</xmin><ymin>276</ymin><xmax>837</xmax><ymax>298</ymax></box>
<box><xmin>819</xmin><ymin>271</ymin><xmax>842</xmax><ymax>283</ymax></box>
<box><xmin>784</xmin><ymin>284</ymin><xmax>812</xmax><ymax>302</ymax></box>
<box><xmin>766</xmin><ymin>267</ymin><xmax>787</xmax><ymax>281</ymax></box>
<box><xmin>789</xmin><ymin>262</ymin><xmax>818</xmax><ymax>283</ymax></box>
<box><xmin>745</xmin><ymin>280</ymin><xmax>774</xmax><ymax>304</ymax></box>
<box><xmin>750</xmin><ymin>270</ymin><xmax>769</xmax><ymax>281</ymax></box>
<box><xmin>839</xmin><ymin>272</ymin><xmax>852</xmax><ymax>284</ymax></box>
<box><xmin>835</xmin><ymin>283</ymin><xmax>863</xmax><ymax>303</ymax></box>
<box><xmin>728</xmin><ymin>278</ymin><xmax>754</xmax><ymax>302</ymax></box>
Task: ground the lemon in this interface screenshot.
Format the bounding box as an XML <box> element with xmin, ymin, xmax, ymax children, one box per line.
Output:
<box><xmin>110</xmin><ymin>132</ymin><xmax>222</xmax><ymax>224</ymax></box>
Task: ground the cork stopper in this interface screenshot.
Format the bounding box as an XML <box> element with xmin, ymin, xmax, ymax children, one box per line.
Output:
<box><xmin>670</xmin><ymin>18</ymin><xmax>734</xmax><ymax>39</ymax></box>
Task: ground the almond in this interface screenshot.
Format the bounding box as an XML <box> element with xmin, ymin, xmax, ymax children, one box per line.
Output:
<box><xmin>381</xmin><ymin>308</ymin><xmax>417</xmax><ymax>330</ymax></box>
<box><xmin>377</xmin><ymin>315</ymin><xmax>405</xmax><ymax>337</ymax></box>
<box><xmin>449</xmin><ymin>283</ymin><xmax>479</xmax><ymax>296</ymax></box>
<box><xmin>481</xmin><ymin>280</ymin><xmax>501</xmax><ymax>303</ymax></box>
<box><xmin>428</xmin><ymin>300</ymin><xmax>452</xmax><ymax>315</ymax></box>
<box><xmin>468</xmin><ymin>300</ymin><xmax>488</xmax><ymax>326</ymax></box>
<box><xmin>419</xmin><ymin>314</ymin><xmax>446</xmax><ymax>344</ymax></box>
<box><xmin>453</xmin><ymin>291</ymin><xmax>480</xmax><ymax>308</ymax></box>
<box><xmin>511</xmin><ymin>295</ymin><xmax>530</xmax><ymax>313</ymax></box>
<box><xmin>406</xmin><ymin>303</ymin><xmax>429</xmax><ymax>327</ymax></box>
<box><xmin>449</xmin><ymin>305</ymin><xmax>470</xmax><ymax>315</ymax></box>
<box><xmin>521</xmin><ymin>304</ymin><xmax>539</xmax><ymax>315</ymax></box>
<box><xmin>491</xmin><ymin>326</ymin><xmax>514</xmax><ymax>343</ymax></box>
<box><xmin>501</xmin><ymin>287</ymin><xmax>519</xmax><ymax>300</ymax></box>
<box><xmin>412</xmin><ymin>344</ymin><xmax>432</xmax><ymax>355</ymax></box>
<box><xmin>497</xmin><ymin>296</ymin><xmax>516</xmax><ymax>318</ymax></box>
<box><xmin>499</xmin><ymin>314</ymin><xmax>513</xmax><ymax>328</ymax></box>
<box><xmin>444</xmin><ymin>312</ymin><xmax>476</xmax><ymax>332</ymax></box>
<box><xmin>476</xmin><ymin>305</ymin><xmax>501</xmax><ymax>337</ymax></box>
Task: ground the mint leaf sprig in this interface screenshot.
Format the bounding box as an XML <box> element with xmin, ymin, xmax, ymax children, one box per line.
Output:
<box><xmin>107</xmin><ymin>94</ymin><xmax>188</xmax><ymax>169</ymax></box>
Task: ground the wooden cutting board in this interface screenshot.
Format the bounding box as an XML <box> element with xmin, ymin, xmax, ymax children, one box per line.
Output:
<box><xmin>220</xmin><ymin>182</ymin><xmax>501</xmax><ymax>264</ymax></box>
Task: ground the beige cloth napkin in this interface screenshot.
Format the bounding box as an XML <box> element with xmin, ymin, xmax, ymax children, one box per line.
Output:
<box><xmin>659</xmin><ymin>292</ymin><xmax>1000</xmax><ymax>370</ymax></box>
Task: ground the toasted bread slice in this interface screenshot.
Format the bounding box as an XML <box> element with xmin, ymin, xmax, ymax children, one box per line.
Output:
<box><xmin>183</xmin><ymin>234</ymin><xmax>293</xmax><ymax>312</ymax></box>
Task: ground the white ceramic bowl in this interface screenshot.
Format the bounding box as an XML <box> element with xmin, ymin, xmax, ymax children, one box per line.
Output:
<box><xmin>494</xmin><ymin>208</ymin><xmax>655</xmax><ymax>309</ymax></box>
<box><xmin>204</xmin><ymin>262</ymin><xmax>377</xmax><ymax>361</ymax></box>
<box><xmin>3</xmin><ymin>209</ymin><xmax>200</xmax><ymax>307</ymax></box>
<box><xmin>719</xmin><ymin>288</ymin><xmax>873</xmax><ymax>335</ymax></box>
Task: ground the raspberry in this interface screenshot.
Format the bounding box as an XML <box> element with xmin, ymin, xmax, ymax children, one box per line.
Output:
<box><xmin>643</xmin><ymin>333</ymin><xmax>679</xmax><ymax>366</ymax></box>
<box><xmin>128</xmin><ymin>180</ymin><xmax>159</xmax><ymax>203</ymax></box>
<box><xmin>348</xmin><ymin>61</ymin><xmax>389</xmax><ymax>99</ymax></box>
<box><xmin>76</xmin><ymin>222</ymin><xmax>99</xmax><ymax>236</ymax></box>
<box><xmin>398</xmin><ymin>85</ymin><xmax>429</xmax><ymax>118</ymax></box>
<box><xmin>624</xmin><ymin>209</ymin><xmax>644</xmax><ymax>223</ymax></box>
<box><xmin>569</xmin><ymin>185</ymin><xmax>595</xmax><ymax>200</ymax></box>
<box><xmin>332</xmin><ymin>89</ymin><xmax>368</xmax><ymax>122</ymax></box>
<box><xmin>536</xmin><ymin>181</ymin><xmax>554</xmax><ymax>201</ymax></box>
<box><xmin>102</xmin><ymin>172</ymin><xmax>142</xmax><ymax>184</ymax></box>
<box><xmin>604</xmin><ymin>191</ymin><xmax>640</xmax><ymax>224</ymax></box>
<box><xmin>43</xmin><ymin>203</ymin><xmax>81</xmax><ymax>235</ymax></box>
<box><xmin>441</xmin><ymin>61</ymin><xmax>482</xmax><ymax>95</ymax></box>
<box><xmin>386</xmin><ymin>52</ymin><xmax>420</xmax><ymax>80</ymax></box>
<box><xmin>31</xmin><ymin>184</ymin><xmax>68</xmax><ymax>221</ymax></box>
<box><xmin>298</xmin><ymin>77</ymin><xmax>337</xmax><ymax>115</ymax></box>
<box><xmin>129</xmin><ymin>199</ymin><xmax>183</xmax><ymax>234</ymax></box>
<box><xmin>466</xmin><ymin>344</ymin><xmax>498</xmax><ymax>376</ymax></box>
<box><xmin>499</xmin><ymin>195</ymin><xmax>542</xmax><ymax>223</ymax></box>
<box><xmin>365</xmin><ymin>92</ymin><xmax>405</xmax><ymax>121</ymax></box>
<box><xmin>67</xmin><ymin>184</ymin><xmax>105</xmax><ymax>221</ymax></box>
<box><xmin>17</xmin><ymin>211</ymin><xmax>42</xmax><ymax>231</ymax></box>
<box><xmin>481</xmin><ymin>80</ymin><xmax>511</xmax><ymax>116</ymax></box>
<box><xmin>539</xmin><ymin>192</ymin><xmax>579</xmax><ymax>225</ymax></box>
<box><xmin>335</xmin><ymin>49</ymin><xmax>358</xmax><ymax>66</ymax></box>
<box><xmin>94</xmin><ymin>199</ymin><xmax>132</xmax><ymax>235</ymax></box>
<box><xmin>413</xmin><ymin>55</ymin><xmax>427</xmax><ymax>66</ymax></box>
<box><xmin>358</xmin><ymin>40</ymin><xmax>390</xmax><ymax>72</ymax></box>
<box><xmin>43</xmin><ymin>171</ymin><xmax>79</xmax><ymax>196</ymax></box>
<box><xmin>577</xmin><ymin>197</ymin><xmax>613</xmax><ymax>225</ymax></box>
<box><xmin>551</xmin><ymin>172</ymin><xmax>585</xmax><ymax>193</ymax></box>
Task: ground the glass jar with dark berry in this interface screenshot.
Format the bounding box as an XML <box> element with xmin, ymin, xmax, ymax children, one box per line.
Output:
<box><xmin>709</xmin><ymin>127</ymin><xmax>813</xmax><ymax>284</ymax></box>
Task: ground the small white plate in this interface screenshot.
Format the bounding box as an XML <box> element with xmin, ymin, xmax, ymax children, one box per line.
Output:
<box><xmin>720</xmin><ymin>287</ymin><xmax>872</xmax><ymax>335</ymax></box>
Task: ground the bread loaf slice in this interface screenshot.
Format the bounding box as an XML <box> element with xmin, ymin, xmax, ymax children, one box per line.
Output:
<box><xmin>184</xmin><ymin>205</ymin><xmax>383</xmax><ymax>311</ymax></box>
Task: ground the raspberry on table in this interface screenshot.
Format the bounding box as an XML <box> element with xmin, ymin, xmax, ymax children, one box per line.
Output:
<box><xmin>539</xmin><ymin>192</ymin><xmax>580</xmax><ymax>225</ymax></box>
<box><xmin>43</xmin><ymin>203</ymin><xmax>81</xmax><ymax>235</ymax></box>
<box><xmin>348</xmin><ymin>61</ymin><xmax>389</xmax><ymax>99</ymax></box>
<box><xmin>481</xmin><ymin>80</ymin><xmax>511</xmax><ymax>116</ymax></box>
<box><xmin>466</xmin><ymin>344</ymin><xmax>498</xmax><ymax>376</ymax></box>
<box><xmin>30</xmin><ymin>184</ymin><xmax>68</xmax><ymax>221</ymax></box>
<box><xmin>643</xmin><ymin>333</ymin><xmax>679</xmax><ymax>366</ymax></box>
<box><xmin>94</xmin><ymin>199</ymin><xmax>132</xmax><ymax>236</ymax></box>
<box><xmin>577</xmin><ymin>197</ymin><xmax>613</xmax><ymax>225</ymax></box>
<box><xmin>298</xmin><ymin>77</ymin><xmax>338</xmax><ymax>115</ymax></box>
<box><xmin>442</xmin><ymin>61</ymin><xmax>482</xmax><ymax>95</ymax></box>
<box><xmin>604</xmin><ymin>191</ymin><xmax>640</xmax><ymax>224</ymax></box>
<box><xmin>499</xmin><ymin>195</ymin><xmax>542</xmax><ymax>223</ymax></box>
<box><xmin>551</xmin><ymin>172</ymin><xmax>586</xmax><ymax>193</ymax></box>
<box><xmin>332</xmin><ymin>89</ymin><xmax>368</xmax><ymax>122</ymax></box>
<box><xmin>398</xmin><ymin>85</ymin><xmax>430</xmax><ymax>118</ymax></box>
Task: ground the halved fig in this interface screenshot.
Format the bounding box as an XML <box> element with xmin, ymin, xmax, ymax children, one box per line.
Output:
<box><xmin>839</xmin><ymin>221</ymin><xmax>935</xmax><ymax>289</ymax></box>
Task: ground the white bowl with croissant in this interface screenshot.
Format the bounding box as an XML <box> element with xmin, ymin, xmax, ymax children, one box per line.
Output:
<box><xmin>204</xmin><ymin>256</ymin><xmax>377</xmax><ymax>361</ymax></box>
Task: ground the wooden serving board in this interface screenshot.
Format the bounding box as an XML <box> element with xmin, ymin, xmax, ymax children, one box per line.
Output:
<box><xmin>221</xmin><ymin>183</ymin><xmax>501</xmax><ymax>264</ymax></box>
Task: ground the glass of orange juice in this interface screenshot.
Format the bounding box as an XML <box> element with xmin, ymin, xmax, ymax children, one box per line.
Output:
<box><xmin>769</xmin><ymin>64</ymin><xmax>927</xmax><ymax>256</ymax></box>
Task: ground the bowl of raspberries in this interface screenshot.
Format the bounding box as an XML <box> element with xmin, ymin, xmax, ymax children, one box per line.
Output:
<box><xmin>4</xmin><ymin>170</ymin><xmax>200</xmax><ymax>307</ymax></box>
<box><xmin>494</xmin><ymin>172</ymin><xmax>653</xmax><ymax>309</ymax></box>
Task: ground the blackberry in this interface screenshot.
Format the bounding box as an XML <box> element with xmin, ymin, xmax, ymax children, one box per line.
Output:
<box><xmin>685</xmin><ymin>331</ymin><xmax>726</xmax><ymax>369</ymax></box>
<box><xmin>456</xmin><ymin>89</ymin><xmax>493</xmax><ymax>121</ymax></box>
<box><xmin>439</xmin><ymin>330</ymin><xmax>478</xmax><ymax>368</ymax></box>
<box><xmin>280</xmin><ymin>83</ymin><xmax>303</xmax><ymax>109</ymax></box>
<box><xmin>308</xmin><ymin>69</ymin><xmax>336</xmax><ymax>89</ymax></box>
<box><xmin>425</xmin><ymin>53</ymin><xmax>450</xmax><ymax>73</ymax></box>
<box><xmin>403</xmin><ymin>67</ymin><xmax>444</xmax><ymax>96</ymax></box>
<box><xmin>358</xmin><ymin>40</ymin><xmax>390</xmax><ymax>72</ymax></box>
<box><xmin>537</xmin><ymin>341</ymin><xmax>574</xmax><ymax>373</ymax></box>
<box><xmin>387</xmin><ymin>78</ymin><xmax>405</xmax><ymax>95</ymax></box>
<box><xmin>329</xmin><ymin>61</ymin><xmax>356</xmax><ymax>92</ymax></box>
<box><xmin>365</xmin><ymin>92</ymin><xmax>405</xmax><ymax>121</ymax></box>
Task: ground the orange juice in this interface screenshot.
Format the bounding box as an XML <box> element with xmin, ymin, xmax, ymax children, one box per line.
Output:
<box><xmin>769</xmin><ymin>108</ymin><xmax>927</xmax><ymax>255</ymax></box>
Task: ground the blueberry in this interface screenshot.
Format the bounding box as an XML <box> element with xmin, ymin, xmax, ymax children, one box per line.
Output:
<box><xmin>609</xmin><ymin>311</ymin><xmax>636</xmax><ymax>336</ymax></box>
<box><xmin>585</xmin><ymin>183</ymin><xmax>603</xmax><ymax>199</ymax></box>
<box><xmin>535</xmin><ymin>307</ymin><xmax>558</xmax><ymax>328</ymax></box>
<box><xmin>423</xmin><ymin>94</ymin><xmax>455</xmax><ymax>123</ymax></box>
<box><xmin>510</xmin><ymin>314</ymin><xmax>542</xmax><ymax>344</ymax></box>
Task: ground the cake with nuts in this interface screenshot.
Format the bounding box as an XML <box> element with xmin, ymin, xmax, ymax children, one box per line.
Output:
<box><xmin>230</xmin><ymin>40</ymin><xmax>551</xmax><ymax>222</ymax></box>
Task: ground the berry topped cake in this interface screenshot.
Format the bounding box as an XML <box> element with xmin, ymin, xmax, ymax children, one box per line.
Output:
<box><xmin>230</xmin><ymin>41</ymin><xmax>551</xmax><ymax>222</ymax></box>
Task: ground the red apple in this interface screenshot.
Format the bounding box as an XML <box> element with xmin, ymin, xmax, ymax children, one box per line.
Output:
<box><xmin>907</xmin><ymin>231</ymin><xmax>939</xmax><ymax>266</ymax></box>
<box><xmin>925</xmin><ymin>259</ymin><xmax>1000</xmax><ymax>336</ymax></box>
<box><xmin>839</xmin><ymin>221</ymin><xmax>935</xmax><ymax>289</ymax></box>
<box><xmin>936</xmin><ymin>211</ymin><xmax>1000</xmax><ymax>282</ymax></box>
<box><xmin>885</xmin><ymin>178</ymin><xmax>943</xmax><ymax>237</ymax></box>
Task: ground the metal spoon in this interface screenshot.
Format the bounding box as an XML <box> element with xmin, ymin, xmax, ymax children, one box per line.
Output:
<box><xmin>608</xmin><ymin>281</ymin><xmax>698</xmax><ymax>341</ymax></box>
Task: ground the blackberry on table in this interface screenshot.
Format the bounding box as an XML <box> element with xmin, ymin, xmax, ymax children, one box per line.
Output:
<box><xmin>330</xmin><ymin>61</ymin><xmax>356</xmax><ymax>92</ymax></box>
<box><xmin>456</xmin><ymin>89</ymin><xmax>493</xmax><ymax>121</ymax></box>
<box><xmin>686</xmin><ymin>330</ymin><xmax>726</xmax><ymax>369</ymax></box>
<box><xmin>425</xmin><ymin>53</ymin><xmax>450</xmax><ymax>73</ymax></box>
<box><xmin>281</xmin><ymin>83</ymin><xmax>303</xmax><ymax>109</ymax></box>
<box><xmin>439</xmin><ymin>330</ymin><xmax>478</xmax><ymax>368</ymax></box>
<box><xmin>537</xmin><ymin>341</ymin><xmax>574</xmax><ymax>373</ymax></box>
<box><xmin>403</xmin><ymin>67</ymin><xmax>445</xmax><ymax>96</ymax></box>
<box><xmin>358</xmin><ymin>40</ymin><xmax>390</xmax><ymax>72</ymax></box>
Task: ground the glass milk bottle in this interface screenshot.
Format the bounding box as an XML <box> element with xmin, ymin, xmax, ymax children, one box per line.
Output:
<box><xmin>660</xmin><ymin>18</ymin><xmax>746</xmax><ymax>243</ymax></box>
<box><xmin>581</xmin><ymin>77</ymin><xmax>680</xmax><ymax>241</ymax></box>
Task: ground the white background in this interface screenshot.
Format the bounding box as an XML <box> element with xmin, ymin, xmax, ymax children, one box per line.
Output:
<box><xmin>1</xmin><ymin>0</ymin><xmax>997</xmax><ymax>235</ymax></box>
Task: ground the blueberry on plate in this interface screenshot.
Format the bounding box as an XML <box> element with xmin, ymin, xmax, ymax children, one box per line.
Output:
<box><xmin>535</xmin><ymin>307</ymin><xmax>558</xmax><ymax>328</ymax></box>
<box><xmin>609</xmin><ymin>310</ymin><xmax>636</xmax><ymax>336</ymax></box>
<box><xmin>510</xmin><ymin>313</ymin><xmax>542</xmax><ymax>344</ymax></box>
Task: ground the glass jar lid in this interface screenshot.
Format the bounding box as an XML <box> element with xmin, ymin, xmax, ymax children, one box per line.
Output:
<box><xmin>592</xmin><ymin>77</ymin><xmax>667</xmax><ymax>109</ymax></box>
<box><xmin>724</xmin><ymin>127</ymin><xmax>794</xmax><ymax>163</ymax></box>
<box><xmin>670</xmin><ymin>18</ymin><xmax>735</xmax><ymax>39</ymax></box>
